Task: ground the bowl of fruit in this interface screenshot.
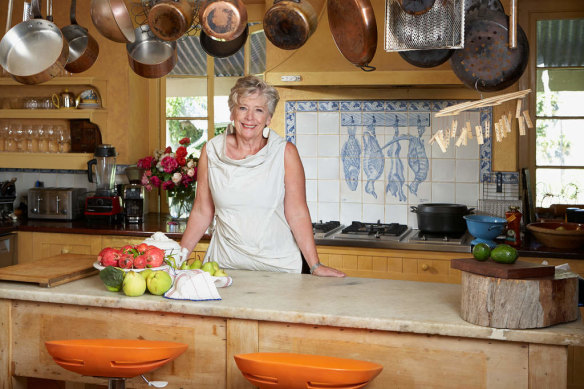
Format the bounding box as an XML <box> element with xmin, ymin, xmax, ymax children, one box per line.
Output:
<box><xmin>526</xmin><ymin>222</ymin><xmax>584</xmax><ymax>249</ymax></box>
<box><xmin>94</xmin><ymin>244</ymin><xmax>168</xmax><ymax>272</ymax></box>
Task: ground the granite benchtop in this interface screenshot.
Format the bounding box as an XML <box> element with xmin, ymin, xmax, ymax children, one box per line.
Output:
<box><xmin>0</xmin><ymin>270</ymin><xmax>582</xmax><ymax>347</ymax></box>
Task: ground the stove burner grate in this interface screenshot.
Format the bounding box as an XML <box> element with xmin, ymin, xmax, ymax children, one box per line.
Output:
<box><xmin>342</xmin><ymin>221</ymin><xmax>409</xmax><ymax>237</ymax></box>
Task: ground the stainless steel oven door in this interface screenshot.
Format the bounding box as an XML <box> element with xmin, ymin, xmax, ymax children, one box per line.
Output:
<box><xmin>0</xmin><ymin>233</ymin><xmax>16</xmax><ymax>268</ymax></box>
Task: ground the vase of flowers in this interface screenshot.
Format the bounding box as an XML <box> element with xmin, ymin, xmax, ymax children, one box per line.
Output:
<box><xmin>138</xmin><ymin>137</ymin><xmax>198</xmax><ymax>219</ymax></box>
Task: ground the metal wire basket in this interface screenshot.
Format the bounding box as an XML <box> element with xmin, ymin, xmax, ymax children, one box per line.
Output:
<box><xmin>384</xmin><ymin>0</ymin><xmax>465</xmax><ymax>52</ymax></box>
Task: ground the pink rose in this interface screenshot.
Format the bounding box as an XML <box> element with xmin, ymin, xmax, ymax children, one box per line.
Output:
<box><xmin>172</xmin><ymin>172</ymin><xmax>182</xmax><ymax>184</ymax></box>
<box><xmin>187</xmin><ymin>168</ymin><xmax>195</xmax><ymax>177</ymax></box>
<box><xmin>161</xmin><ymin>155</ymin><xmax>178</xmax><ymax>173</ymax></box>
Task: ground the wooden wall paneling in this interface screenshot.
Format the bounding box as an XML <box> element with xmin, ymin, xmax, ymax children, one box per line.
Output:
<box><xmin>258</xmin><ymin>321</ymin><xmax>529</xmax><ymax>388</ymax></box>
<box><xmin>226</xmin><ymin>319</ymin><xmax>258</xmax><ymax>389</ymax></box>
<box><xmin>529</xmin><ymin>344</ymin><xmax>568</xmax><ymax>389</ymax></box>
<box><xmin>11</xmin><ymin>301</ymin><xmax>227</xmax><ymax>388</ymax></box>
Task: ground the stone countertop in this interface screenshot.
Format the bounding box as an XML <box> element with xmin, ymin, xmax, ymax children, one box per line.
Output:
<box><xmin>0</xmin><ymin>270</ymin><xmax>582</xmax><ymax>347</ymax></box>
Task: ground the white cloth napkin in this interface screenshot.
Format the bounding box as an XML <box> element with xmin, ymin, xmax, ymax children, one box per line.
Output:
<box><xmin>164</xmin><ymin>269</ymin><xmax>232</xmax><ymax>301</ymax></box>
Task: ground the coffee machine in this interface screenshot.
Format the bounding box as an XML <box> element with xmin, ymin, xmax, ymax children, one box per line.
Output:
<box><xmin>85</xmin><ymin>145</ymin><xmax>122</xmax><ymax>223</ymax></box>
<box><xmin>123</xmin><ymin>166</ymin><xmax>145</xmax><ymax>223</ymax></box>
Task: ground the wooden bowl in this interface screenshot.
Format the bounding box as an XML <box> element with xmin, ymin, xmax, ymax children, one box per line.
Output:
<box><xmin>526</xmin><ymin>222</ymin><xmax>584</xmax><ymax>249</ymax></box>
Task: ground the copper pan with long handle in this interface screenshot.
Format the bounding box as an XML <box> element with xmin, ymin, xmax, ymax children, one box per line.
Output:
<box><xmin>327</xmin><ymin>0</ymin><xmax>377</xmax><ymax>71</ymax></box>
<box><xmin>62</xmin><ymin>0</ymin><xmax>100</xmax><ymax>73</ymax></box>
<box><xmin>0</xmin><ymin>0</ymin><xmax>68</xmax><ymax>84</ymax></box>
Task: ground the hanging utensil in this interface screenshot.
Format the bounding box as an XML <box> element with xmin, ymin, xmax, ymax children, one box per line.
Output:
<box><xmin>199</xmin><ymin>0</ymin><xmax>248</xmax><ymax>41</ymax></box>
<box><xmin>126</xmin><ymin>25</ymin><xmax>177</xmax><ymax>79</ymax></box>
<box><xmin>263</xmin><ymin>0</ymin><xmax>319</xmax><ymax>50</ymax></box>
<box><xmin>449</xmin><ymin>0</ymin><xmax>529</xmax><ymax>92</ymax></box>
<box><xmin>148</xmin><ymin>0</ymin><xmax>195</xmax><ymax>41</ymax></box>
<box><xmin>62</xmin><ymin>0</ymin><xmax>100</xmax><ymax>73</ymax></box>
<box><xmin>0</xmin><ymin>0</ymin><xmax>68</xmax><ymax>84</ymax></box>
<box><xmin>398</xmin><ymin>48</ymin><xmax>454</xmax><ymax>68</ymax></box>
<box><xmin>90</xmin><ymin>0</ymin><xmax>135</xmax><ymax>43</ymax></box>
<box><xmin>199</xmin><ymin>24</ymin><xmax>249</xmax><ymax>58</ymax></box>
<box><xmin>328</xmin><ymin>0</ymin><xmax>377</xmax><ymax>71</ymax></box>
<box><xmin>398</xmin><ymin>0</ymin><xmax>435</xmax><ymax>15</ymax></box>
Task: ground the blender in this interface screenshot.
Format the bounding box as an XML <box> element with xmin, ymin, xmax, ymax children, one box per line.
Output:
<box><xmin>123</xmin><ymin>166</ymin><xmax>145</xmax><ymax>224</ymax></box>
<box><xmin>85</xmin><ymin>144</ymin><xmax>122</xmax><ymax>223</ymax></box>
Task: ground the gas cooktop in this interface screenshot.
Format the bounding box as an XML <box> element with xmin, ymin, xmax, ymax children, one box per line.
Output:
<box><xmin>333</xmin><ymin>221</ymin><xmax>410</xmax><ymax>241</ymax></box>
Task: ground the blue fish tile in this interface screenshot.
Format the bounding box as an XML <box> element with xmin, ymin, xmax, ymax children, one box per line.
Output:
<box><xmin>364</xmin><ymin>101</ymin><xmax>385</xmax><ymax>111</ymax></box>
<box><xmin>297</xmin><ymin>101</ymin><xmax>318</xmax><ymax>111</ymax></box>
<box><xmin>408</xmin><ymin>113</ymin><xmax>431</xmax><ymax>127</ymax></box>
<box><xmin>387</xmin><ymin>112</ymin><xmax>409</xmax><ymax>127</ymax></box>
<box><xmin>340</xmin><ymin>101</ymin><xmax>362</xmax><ymax>111</ymax></box>
<box><xmin>285</xmin><ymin>101</ymin><xmax>297</xmax><ymax>112</ymax></box>
<box><xmin>341</xmin><ymin>113</ymin><xmax>362</xmax><ymax>126</ymax></box>
<box><xmin>363</xmin><ymin>112</ymin><xmax>388</xmax><ymax>126</ymax></box>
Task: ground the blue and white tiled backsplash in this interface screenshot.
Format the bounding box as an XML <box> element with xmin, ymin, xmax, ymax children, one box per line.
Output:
<box><xmin>285</xmin><ymin>99</ymin><xmax>518</xmax><ymax>228</ymax></box>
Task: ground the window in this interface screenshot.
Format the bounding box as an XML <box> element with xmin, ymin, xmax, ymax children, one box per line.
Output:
<box><xmin>164</xmin><ymin>29</ymin><xmax>266</xmax><ymax>157</ymax></box>
<box><xmin>535</xmin><ymin>19</ymin><xmax>584</xmax><ymax>208</ymax></box>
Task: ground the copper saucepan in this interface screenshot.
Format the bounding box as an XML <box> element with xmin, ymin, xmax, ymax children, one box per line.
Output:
<box><xmin>62</xmin><ymin>0</ymin><xmax>100</xmax><ymax>73</ymax></box>
<box><xmin>90</xmin><ymin>0</ymin><xmax>135</xmax><ymax>43</ymax></box>
<box><xmin>148</xmin><ymin>0</ymin><xmax>195</xmax><ymax>41</ymax></box>
<box><xmin>263</xmin><ymin>0</ymin><xmax>321</xmax><ymax>50</ymax></box>
<box><xmin>199</xmin><ymin>24</ymin><xmax>249</xmax><ymax>58</ymax></box>
<box><xmin>327</xmin><ymin>0</ymin><xmax>377</xmax><ymax>71</ymax></box>
<box><xmin>0</xmin><ymin>0</ymin><xmax>69</xmax><ymax>84</ymax></box>
<box><xmin>126</xmin><ymin>26</ymin><xmax>177</xmax><ymax>79</ymax></box>
<box><xmin>199</xmin><ymin>0</ymin><xmax>248</xmax><ymax>41</ymax></box>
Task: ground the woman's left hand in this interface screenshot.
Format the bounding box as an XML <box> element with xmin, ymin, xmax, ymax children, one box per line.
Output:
<box><xmin>312</xmin><ymin>264</ymin><xmax>346</xmax><ymax>277</ymax></box>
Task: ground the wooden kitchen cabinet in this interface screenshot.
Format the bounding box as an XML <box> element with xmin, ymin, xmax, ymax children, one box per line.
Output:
<box><xmin>17</xmin><ymin>232</ymin><xmax>102</xmax><ymax>263</ymax></box>
<box><xmin>317</xmin><ymin>245</ymin><xmax>471</xmax><ymax>283</ymax></box>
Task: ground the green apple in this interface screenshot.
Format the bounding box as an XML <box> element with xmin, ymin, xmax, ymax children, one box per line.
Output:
<box><xmin>140</xmin><ymin>269</ymin><xmax>154</xmax><ymax>280</ymax></box>
<box><xmin>146</xmin><ymin>270</ymin><xmax>173</xmax><ymax>296</ymax></box>
<box><xmin>189</xmin><ymin>259</ymin><xmax>202</xmax><ymax>270</ymax></box>
<box><xmin>201</xmin><ymin>262</ymin><xmax>215</xmax><ymax>276</ymax></box>
<box><xmin>214</xmin><ymin>269</ymin><xmax>228</xmax><ymax>277</ymax></box>
<box><xmin>123</xmin><ymin>271</ymin><xmax>146</xmax><ymax>297</ymax></box>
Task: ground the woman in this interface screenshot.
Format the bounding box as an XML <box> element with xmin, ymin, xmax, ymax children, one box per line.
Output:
<box><xmin>179</xmin><ymin>75</ymin><xmax>344</xmax><ymax>277</ymax></box>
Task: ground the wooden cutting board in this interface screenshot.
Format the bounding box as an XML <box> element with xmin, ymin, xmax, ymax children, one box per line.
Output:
<box><xmin>0</xmin><ymin>254</ymin><xmax>97</xmax><ymax>288</ymax></box>
<box><xmin>451</xmin><ymin>257</ymin><xmax>555</xmax><ymax>279</ymax></box>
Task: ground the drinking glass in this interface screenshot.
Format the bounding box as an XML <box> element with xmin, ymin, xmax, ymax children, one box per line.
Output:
<box><xmin>37</xmin><ymin>125</ymin><xmax>49</xmax><ymax>153</ymax></box>
<box><xmin>14</xmin><ymin>124</ymin><xmax>25</xmax><ymax>152</ymax></box>
<box><xmin>0</xmin><ymin>122</ymin><xmax>7</xmax><ymax>152</ymax></box>
<box><xmin>47</xmin><ymin>126</ymin><xmax>59</xmax><ymax>153</ymax></box>
<box><xmin>26</xmin><ymin>125</ymin><xmax>39</xmax><ymax>152</ymax></box>
<box><xmin>4</xmin><ymin>123</ymin><xmax>16</xmax><ymax>152</ymax></box>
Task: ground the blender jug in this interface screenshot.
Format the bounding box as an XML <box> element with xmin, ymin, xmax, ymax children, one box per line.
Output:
<box><xmin>87</xmin><ymin>145</ymin><xmax>117</xmax><ymax>196</ymax></box>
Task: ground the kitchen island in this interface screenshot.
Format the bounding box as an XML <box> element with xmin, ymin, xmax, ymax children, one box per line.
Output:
<box><xmin>1</xmin><ymin>270</ymin><xmax>582</xmax><ymax>388</ymax></box>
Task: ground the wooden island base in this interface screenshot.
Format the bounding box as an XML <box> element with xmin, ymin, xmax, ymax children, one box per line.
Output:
<box><xmin>0</xmin><ymin>300</ymin><xmax>571</xmax><ymax>389</ymax></box>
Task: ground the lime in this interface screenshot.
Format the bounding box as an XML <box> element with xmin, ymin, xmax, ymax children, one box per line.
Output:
<box><xmin>472</xmin><ymin>243</ymin><xmax>491</xmax><ymax>261</ymax></box>
<box><xmin>491</xmin><ymin>244</ymin><xmax>518</xmax><ymax>264</ymax></box>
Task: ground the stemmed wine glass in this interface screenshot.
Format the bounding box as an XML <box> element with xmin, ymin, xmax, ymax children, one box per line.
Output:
<box><xmin>37</xmin><ymin>125</ymin><xmax>48</xmax><ymax>153</ymax></box>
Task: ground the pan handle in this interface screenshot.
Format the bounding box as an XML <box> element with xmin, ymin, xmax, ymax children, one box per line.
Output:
<box><xmin>360</xmin><ymin>65</ymin><xmax>376</xmax><ymax>72</ymax></box>
<box><xmin>410</xmin><ymin>206</ymin><xmax>418</xmax><ymax>213</ymax></box>
<box><xmin>5</xmin><ymin>0</ymin><xmax>13</xmax><ymax>34</ymax></box>
<box><xmin>31</xmin><ymin>0</ymin><xmax>42</xmax><ymax>19</ymax></box>
<box><xmin>70</xmin><ymin>0</ymin><xmax>78</xmax><ymax>25</ymax></box>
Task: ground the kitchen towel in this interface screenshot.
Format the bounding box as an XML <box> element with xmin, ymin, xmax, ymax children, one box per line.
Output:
<box><xmin>164</xmin><ymin>269</ymin><xmax>232</xmax><ymax>301</ymax></box>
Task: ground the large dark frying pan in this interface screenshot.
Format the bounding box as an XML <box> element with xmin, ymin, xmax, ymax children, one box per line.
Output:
<box><xmin>450</xmin><ymin>0</ymin><xmax>529</xmax><ymax>92</ymax></box>
<box><xmin>200</xmin><ymin>24</ymin><xmax>249</xmax><ymax>58</ymax></box>
<box><xmin>62</xmin><ymin>0</ymin><xmax>100</xmax><ymax>73</ymax></box>
<box><xmin>399</xmin><ymin>49</ymin><xmax>453</xmax><ymax>68</ymax></box>
<box><xmin>0</xmin><ymin>0</ymin><xmax>68</xmax><ymax>84</ymax></box>
<box><xmin>327</xmin><ymin>0</ymin><xmax>377</xmax><ymax>71</ymax></box>
<box><xmin>263</xmin><ymin>0</ymin><xmax>318</xmax><ymax>50</ymax></box>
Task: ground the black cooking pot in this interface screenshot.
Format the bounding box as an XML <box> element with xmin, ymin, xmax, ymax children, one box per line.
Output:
<box><xmin>410</xmin><ymin>203</ymin><xmax>474</xmax><ymax>234</ymax></box>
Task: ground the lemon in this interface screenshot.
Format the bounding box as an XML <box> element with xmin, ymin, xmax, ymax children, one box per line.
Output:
<box><xmin>491</xmin><ymin>244</ymin><xmax>518</xmax><ymax>264</ymax></box>
<box><xmin>472</xmin><ymin>243</ymin><xmax>491</xmax><ymax>261</ymax></box>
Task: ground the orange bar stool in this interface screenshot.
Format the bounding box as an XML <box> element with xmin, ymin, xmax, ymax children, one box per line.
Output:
<box><xmin>45</xmin><ymin>339</ymin><xmax>188</xmax><ymax>389</ymax></box>
<box><xmin>234</xmin><ymin>352</ymin><xmax>383</xmax><ymax>389</ymax></box>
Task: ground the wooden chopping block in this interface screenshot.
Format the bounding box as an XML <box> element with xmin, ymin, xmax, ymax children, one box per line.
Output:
<box><xmin>459</xmin><ymin>269</ymin><xmax>579</xmax><ymax>329</ymax></box>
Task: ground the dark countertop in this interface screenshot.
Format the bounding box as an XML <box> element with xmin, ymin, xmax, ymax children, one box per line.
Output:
<box><xmin>1</xmin><ymin>214</ymin><xmax>582</xmax><ymax>259</ymax></box>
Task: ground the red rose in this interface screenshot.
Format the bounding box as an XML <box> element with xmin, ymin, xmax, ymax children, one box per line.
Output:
<box><xmin>164</xmin><ymin>146</ymin><xmax>172</xmax><ymax>154</ymax></box>
<box><xmin>137</xmin><ymin>156</ymin><xmax>155</xmax><ymax>169</ymax></box>
<box><xmin>176</xmin><ymin>146</ymin><xmax>187</xmax><ymax>158</ymax></box>
<box><xmin>162</xmin><ymin>180</ymin><xmax>175</xmax><ymax>190</ymax></box>
<box><xmin>176</xmin><ymin>156</ymin><xmax>186</xmax><ymax>166</ymax></box>
<box><xmin>179</xmin><ymin>137</ymin><xmax>190</xmax><ymax>145</ymax></box>
<box><xmin>150</xmin><ymin>176</ymin><xmax>161</xmax><ymax>187</ymax></box>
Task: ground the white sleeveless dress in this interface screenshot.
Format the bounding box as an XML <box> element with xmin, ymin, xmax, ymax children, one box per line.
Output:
<box><xmin>204</xmin><ymin>129</ymin><xmax>302</xmax><ymax>273</ymax></box>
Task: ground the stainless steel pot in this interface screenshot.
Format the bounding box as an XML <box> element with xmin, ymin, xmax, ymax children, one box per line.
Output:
<box><xmin>0</xmin><ymin>0</ymin><xmax>68</xmax><ymax>85</ymax></box>
<box><xmin>411</xmin><ymin>203</ymin><xmax>474</xmax><ymax>234</ymax></box>
<box><xmin>62</xmin><ymin>0</ymin><xmax>100</xmax><ymax>73</ymax></box>
<box><xmin>126</xmin><ymin>26</ymin><xmax>177</xmax><ymax>79</ymax></box>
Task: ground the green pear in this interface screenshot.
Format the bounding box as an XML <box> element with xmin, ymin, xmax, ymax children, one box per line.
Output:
<box><xmin>210</xmin><ymin>261</ymin><xmax>220</xmax><ymax>272</ymax></box>
<box><xmin>180</xmin><ymin>261</ymin><xmax>190</xmax><ymax>270</ymax></box>
<box><xmin>140</xmin><ymin>269</ymin><xmax>154</xmax><ymax>280</ymax></box>
<box><xmin>146</xmin><ymin>271</ymin><xmax>173</xmax><ymax>296</ymax></box>
<box><xmin>123</xmin><ymin>271</ymin><xmax>146</xmax><ymax>297</ymax></box>
<box><xmin>201</xmin><ymin>262</ymin><xmax>215</xmax><ymax>276</ymax></box>
<box><xmin>214</xmin><ymin>269</ymin><xmax>228</xmax><ymax>277</ymax></box>
<box><xmin>189</xmin><ymin>259</ymin><xmax>202</xmax><ymax>270</ymax></box>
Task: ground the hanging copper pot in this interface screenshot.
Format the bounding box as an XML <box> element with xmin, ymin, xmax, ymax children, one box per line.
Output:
<box><xmin>263</xmin><ymin>0</ymin><xmax>320</xmax><ymax>50</ymax></box>
<box><xmin>148</xmin><ymin>0</ymin><xmax>195</xmax><ymax>41</ymax></box>
<box><xmin>199</xmin><ymin>0</ymin><xmax>248</xmax><ymax>41</ymax></box>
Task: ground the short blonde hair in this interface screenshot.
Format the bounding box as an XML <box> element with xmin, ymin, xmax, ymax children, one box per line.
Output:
<box><xmin>228</xmin><ymin>75</ymin><xmax>280</xmax><ymax>117</ymax></box>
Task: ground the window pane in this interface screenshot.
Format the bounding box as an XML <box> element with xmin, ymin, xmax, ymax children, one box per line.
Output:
<box><xmin>536</xmin><ymin>69</ymin><xmax>584</xmax><ymax>117</ymax></box>
<box><xmin>166</xmin><ymin>120</ymin><xmax>208</xmax><ymax>156</ymax></box>
<box><xmin>214</xmin><ymin>96</ymin><xmax>231</xmax><ymax>135</ymax></box>
<box><xmin>166</xmin><ymin>96</ymin><xmax>208</xmax><ymax>117</ymax></box>
<box><xmin>537</xmin><ymin>19</ymin><xmax>584</xmax><ymax>68</ymax></box>
<box><xmin>536</xmin><ymin>168</ymin><xmax>584</xmax><ymax>207</ymax></box>
<box><xmin>536</xmin><ymin>119</ymin><xmax>584</xmax><ymax>167</ymax></box>
<box><xmin>250</xmin><ymin>31</ymin><xmax>266</xmax><ymax>75</ymax></box>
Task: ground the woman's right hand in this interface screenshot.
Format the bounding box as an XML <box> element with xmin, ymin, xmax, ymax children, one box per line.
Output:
<box><xmin>312</xmin><ymin>264</ymin><xmax>346</xmax><ymax>277</ymax></box>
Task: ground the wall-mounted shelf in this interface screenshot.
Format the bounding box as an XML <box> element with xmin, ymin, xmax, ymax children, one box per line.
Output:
<box><xmin>0</xmin><ymin>151</ymin><xmax>93</xmax><ymax>170</ymax></box>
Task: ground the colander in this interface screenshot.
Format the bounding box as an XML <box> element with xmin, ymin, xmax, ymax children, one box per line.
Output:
<box><xmin>464</xmin><ymin>214</ymin><xmax>507</xmax><ymax>248</ymax></box>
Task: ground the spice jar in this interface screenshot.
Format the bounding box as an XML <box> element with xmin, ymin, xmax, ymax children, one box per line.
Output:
<box><xmin>505</xmin><ymin>206</ymin><xmax>522</xmax><ymax>247</ymax></box>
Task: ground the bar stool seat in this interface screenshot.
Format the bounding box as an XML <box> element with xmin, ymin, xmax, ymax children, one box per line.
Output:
<box><xmin>45</xmin><ymin>339</ymin><xmax>187</xmax><ymax>388</ymax></box>
<box><xmin>234</xmin><ymin>352</ymin><xmax>383</xmax><ymax>389</ymax></box>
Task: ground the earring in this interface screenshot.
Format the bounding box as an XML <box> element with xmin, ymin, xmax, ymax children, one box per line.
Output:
<box><xmin>262</xmin><ymin>127</ymin><xmax>270</xmax><ymax>139</ymax></box>
<box><xmin>227</xmin><ymin>122</ymin><xmax>234</xmax><ymax>134</ymax></box>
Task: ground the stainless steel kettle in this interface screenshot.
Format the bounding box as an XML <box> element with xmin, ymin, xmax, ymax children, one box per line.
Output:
<box><xmin>52</xmin><ymin>89</ymin><xmax>77</xmax><ymax>109</ymax></box>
